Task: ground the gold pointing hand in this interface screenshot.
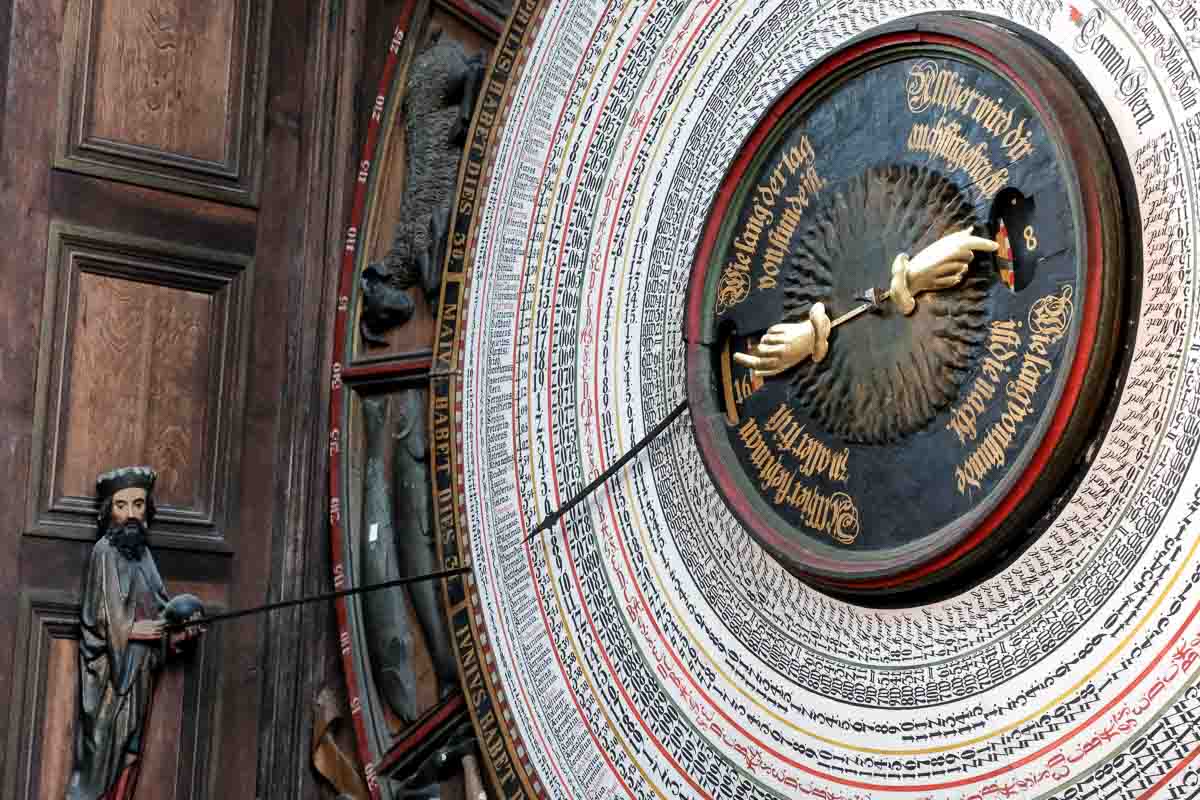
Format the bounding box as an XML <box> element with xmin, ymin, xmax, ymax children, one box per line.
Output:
<box><xmin>733</xmin><ymin>302</ymin><xmax>831</xmax><ymax>377</ymax></box>
<box><xmin>889</xmin><ymin>228</ymin><xmax>999</xmax><ymax>315</ymax></box>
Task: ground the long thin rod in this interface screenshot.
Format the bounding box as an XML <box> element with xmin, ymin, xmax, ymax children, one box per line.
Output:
<box><xmin>525</xmin><ymin>399</ymin><xmax>689</xmax><ymax>543</ymax></box>
<box><xmin>165</xmin><ymin>565</ymin><xmax>472</xmax><ymax>630</ymax></box>
<box><xmin>829</xmin><ymin>289</ymin><xmax>893</xmax><ymax>328</ymax></box>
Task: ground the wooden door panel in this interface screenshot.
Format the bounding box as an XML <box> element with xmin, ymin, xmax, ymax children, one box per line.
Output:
<box><xmin>84</xmin><ymin>0</ymin><xmax>237</xmax><ymax>162</ymax></box>
<box><xmin>0</xmin><ymin>0</ymin><xmax>68</xmax><ymax>768</ymax></box>
<box><xmin>55</xmin><ymin>0</ymin><xmax>269</xmax><ymax>205</ymax></box>
<box><xmin>0</xmin><ymin>0</ymin><xmax>298</xmax><ymax>797</ymax></box>
<box><xmin>48</xmin><ymin>171</ymin><xmax>260</xmax><ymax>256</ymax></box>
<box><xmin>3</xmin><ymin>590</ymin><xmax>224</xmax><ymax>800</ymax></box>
<box><xmin>28</xmin><ymin>222</ymin><xmax>252</xmax><ymax>551</ymax></box>
<box><xmin>2</xmin><ymin>0</ymin><xmax>512</xmax><ymax>795</ymax></box>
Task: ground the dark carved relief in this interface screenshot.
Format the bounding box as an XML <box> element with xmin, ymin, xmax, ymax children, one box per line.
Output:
<box><xmin>360</xmin><ymin>389</ymin><xmax>457</xmax><ymax>724</ymax></box>
<box><xmin>361</xmin><ymin>33</ymin><xmax>485</xmax><ymax>345</ymax></box>
<box><xmin>360</xmin><ymin>395</ymin><xmax>418</xmax><ymax>720</ymax></box>
<box><xmin>783</xmin><ymin>165</ymin><xmax>989</xmax><ymax>444</ymax></box>
<box><xmin>392</xmin><ymin>389</ymin><xmax>458</xmax><ymax>693</ymax></box>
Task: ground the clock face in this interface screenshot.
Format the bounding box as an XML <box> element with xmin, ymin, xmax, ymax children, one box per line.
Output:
<box><xmin>430</xmin><ymin>1</ymin><xmax>1200</xmax><ymax>797</ymax></box>
<box><xmin>685</xmin><ymin>24</ymin><xmax>1125</xmax><ymax>594</ymax></box>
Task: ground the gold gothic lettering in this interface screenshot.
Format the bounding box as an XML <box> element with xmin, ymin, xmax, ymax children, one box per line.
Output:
<box><xmin>738</xmin><ymin>417</ymin><xmax>860</xmax><ymax>544</ymax></box>
<box><xmin>906</xmin><ymin>117</ymin><xmax>1010</xmax><ymax>200</ymax></box>
<box><xmin>717</xmin><ymin>136</ymin><xmax>826</xmax><ymax>311</ymax></box>
<box><xmin>951</xmin><ymin>286</ymin><xmax>1075</xmax><ymax>495</ymax></box>
<box><xmin>905</xmin><ymin>60</ymin><xmax>1036</xmax><ymax>162</ymax></box>
<box><xmin>763</xmin><ymin>403</ymin><xmax>849</xmax><ymax>482</ymax></box>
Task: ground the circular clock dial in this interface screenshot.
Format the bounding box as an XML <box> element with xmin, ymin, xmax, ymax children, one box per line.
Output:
<box><xmin>435</xmin><ymin>1</ymin><xmax>1200</xmax><ymax>797</ymax></box>
<box><xmin>686</xmin><ymin>21</ymin><xmax>1126</xmax><ymax>595</ymax></box>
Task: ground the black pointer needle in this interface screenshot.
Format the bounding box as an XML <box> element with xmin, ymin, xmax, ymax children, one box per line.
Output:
<box><xmin>161</xmin><ymin>565</ymin><xmax>474</xmax><ymax>631</ymax></box>
<box><xmin>524</xmin><ymin>399</ymin><xmax>689</xmax><ymax>544</ymax></box>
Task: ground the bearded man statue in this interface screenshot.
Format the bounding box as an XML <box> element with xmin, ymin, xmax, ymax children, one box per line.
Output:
<box><xmin>66</xmin><ymin>466</ymin><xmax>199</xmax><ymax>800</ymax></box>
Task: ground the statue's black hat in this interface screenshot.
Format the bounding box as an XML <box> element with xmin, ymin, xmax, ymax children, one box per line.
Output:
<box><xmin>96</xmin><ymin>466</ymin><xmax>157</xmax><ymax>500</ymax></box>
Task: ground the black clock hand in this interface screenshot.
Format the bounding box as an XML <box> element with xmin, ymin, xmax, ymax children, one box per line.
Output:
<box><xmin>524</xmin><ymin>398</ymin><xmax>689</xmax><ymax>544</ymax></box>
<box><xmin>160</xmin><ymin>565</ymin><xmax>473</xmax><ymax>632</ymax></box>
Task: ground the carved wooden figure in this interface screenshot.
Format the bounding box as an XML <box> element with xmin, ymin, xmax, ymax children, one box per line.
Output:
<box><xmin>360</xmin><ymin>396</ymin><xmax>418</xmax><ymax>720</ymax></box>
<box><xmin>360</xmin><ymin>32</ymin><xmax>485</xmax><ymax>344</ymax></box>
<box><xmin>66</xmin><ymin>467</ymin><xmax>202</xmax><ymax>800</ymax></box>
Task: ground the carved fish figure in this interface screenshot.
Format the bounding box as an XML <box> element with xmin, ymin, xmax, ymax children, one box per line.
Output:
<box><xmin>394</xmin><ymin>388</ymin><xmax>458</xmax><ymax>694</ymax></box>
<box><xmin>360</xmin><ymin>395</ymin><xmax>418</xmax><ymax>721</ymax></box>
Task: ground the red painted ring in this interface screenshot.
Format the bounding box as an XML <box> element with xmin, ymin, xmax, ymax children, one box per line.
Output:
<box><xmin>684</xmin><ymin>26</ymin><xmax>1112</xmax><ymax>593</ymax></box>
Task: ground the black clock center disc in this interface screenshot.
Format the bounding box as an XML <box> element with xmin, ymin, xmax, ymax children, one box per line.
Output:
<box><xmin>684</xmin><ymin>19</ymin><xmax>1126</xmax><ymax>597</ymax></box>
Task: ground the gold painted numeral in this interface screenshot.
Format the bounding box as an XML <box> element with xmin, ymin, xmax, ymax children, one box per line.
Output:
<box><xmin>1023</xmin><ymin>225</ymin><xmax>1038</xmax><ymax>251</ymax></box>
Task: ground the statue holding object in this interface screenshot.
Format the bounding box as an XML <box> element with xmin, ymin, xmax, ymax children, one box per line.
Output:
<box><xmin>66</xmin><ymin>466</ymin><xmax>203</xmax><ymax>800</ymax></box>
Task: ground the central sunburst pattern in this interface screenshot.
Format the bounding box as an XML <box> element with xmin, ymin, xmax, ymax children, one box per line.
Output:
<box><xmin>782</xmin><ymin>164</ymin><xmax>992</xmax><ymax>444</ymax></box>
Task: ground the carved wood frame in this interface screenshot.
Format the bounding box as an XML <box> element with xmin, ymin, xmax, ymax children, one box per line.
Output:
<box><xmin>53</xmin><ymin>0</ymin><xmax>272</xmax><ymax>206</ymax></box>
<box><xmin>327</xmin><ymin>1</ymin><xmax>513</xmax><ymax>795</ymax></box>
<box><xmin>1</xmin><ymin>590</ymin><xmax>225</xmax><ymax>799</ymax></box>
<box><xmin>27</xmin><ymin>221</ymin><xmax>253</xmax><ymax>554</ymax></box>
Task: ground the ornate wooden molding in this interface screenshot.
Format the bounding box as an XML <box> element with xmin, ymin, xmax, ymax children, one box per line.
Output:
<box><xmin>1</xmin><ymin>590</ymin><xmax>225</xmax><ymax>800</ymax></box>
<box><xmin>54</xmin><ymin>0</ymin><xmax>271</xmax><ymax>206</ymax></box>
<box><xmin>27</xmin><ymin>221</ymin><xmax>253</xmax><ymax>553</ymax></box>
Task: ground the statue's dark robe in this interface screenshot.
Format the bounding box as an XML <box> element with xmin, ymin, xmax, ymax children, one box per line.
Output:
<box><xmin>66</xmin><ymin>538</ymin><xmax>168</xmax><ymax>800</ymax></box>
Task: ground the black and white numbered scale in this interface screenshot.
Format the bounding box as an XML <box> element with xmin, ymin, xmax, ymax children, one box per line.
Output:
<box><xmin>429</xmin><ymin>2</ymin><xmax>1200</xmax><ymax>797</ymax></box>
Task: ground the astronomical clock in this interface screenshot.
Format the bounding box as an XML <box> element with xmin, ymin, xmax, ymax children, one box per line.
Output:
<box><xmin>331</xmin><ymin>0</ymin><xmax>1200</xmax><ymax>797</ymax></box>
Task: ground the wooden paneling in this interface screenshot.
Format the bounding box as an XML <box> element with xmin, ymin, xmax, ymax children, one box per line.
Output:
<box><xmin>0</xmin><ymin>0</ymin><xmax>502</xmax><ymax>796</ymax></box>
<box><xmin>250</xmin><ymin>0</ymin><xmax>368</xmax><ymax>796</ymax></box>
<box><xmin>28</xmin><ymin>222</ymin><xmax>252</xmax><ymax>551</ymax></box>
<box><xmin>2</xmin><ymin>594</ymin><xmax>77</xmax><ymax>800</ymax></box>
<box><xmin>0</xmin><ymin>0</ymin><xmax>69</xmax><ymax>762</ymax></box>
<box><xmin>2</xmin><ymin>591</ymin><xmax>224</xmax><ymax>800</ymax></box>
<box><xmin>50</xmin><ymin>171</ymin><xmax>259</xmax><ymax>257</ymax></box>
<box><xmin>87</xmin><ymin>1</ymin><xmax>236</xmax><ymax>163</ymax></box>
<box><xmin>0</xmin><ymin>0</ymin><xmax>363</xmax><ymax>797</ymax></box>
<box><xmin>61</xmin><ymin>273</ymin><xmax>212</xmax><ymax>507</ymax></box>
<box><xmin>34</xmin><ymin>625</ymin><xmax>76</xmax><ymax>800</ymax></box>
<box><xmin>55</xmin><ymin>0</ymin><xmax>270</xmax><ymax>205</ymax></box>
<box><xmin>0</xmin><ymin>0</ymin><xmax>11</xmax><ymax>163</ymax></box>
<box><xmin>134</xmin><ymin>665</ymin><xmax>186</xmax><ymax>800</ymax></box>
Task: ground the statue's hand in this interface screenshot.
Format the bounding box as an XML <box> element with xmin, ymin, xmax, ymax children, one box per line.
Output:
<box><xmin>733</xmin><ymin>302</ymin><xmax>831</xmax><ymax>377</ymax></box>
<box><xmin>890</xmin><ymin>228</ymin><xmax>998</xmax><ymax>315</ymax></box>
<box><xmin>130</xmin><ymin>619</ymin><xmax>165</xmax><ymax>641</ymax></box>
<box><xmin>168</xmin><ymin>614</ymin><xmax>205</xmax><ymax>653</ymax></box>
